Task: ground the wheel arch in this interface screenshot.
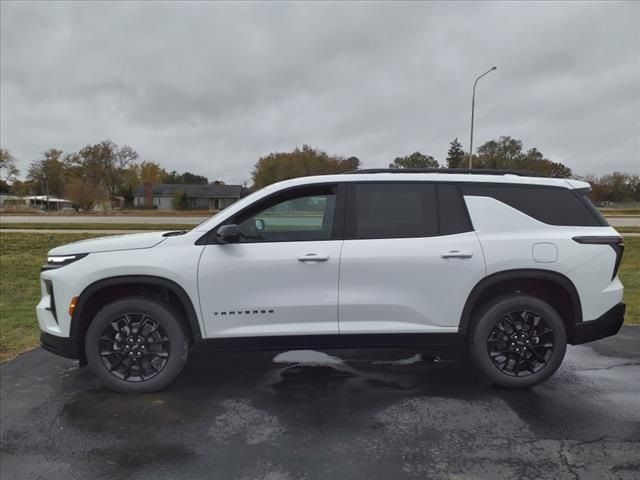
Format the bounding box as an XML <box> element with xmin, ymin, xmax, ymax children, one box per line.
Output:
<box><xmin>71</xmin><ymin>275</ymin><xmax>203</xmax><ymax>364</ymax></box>
<box><xmin>459</xmin><ymin>269</ymin><xmax>582</xmax><ymax>344</ymax></box>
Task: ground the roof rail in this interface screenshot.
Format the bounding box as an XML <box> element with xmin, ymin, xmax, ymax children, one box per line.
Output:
<box><xmin>346</xmin><ymin>168</ymin><xmax>547</xmax><ymax>177</ymax></box>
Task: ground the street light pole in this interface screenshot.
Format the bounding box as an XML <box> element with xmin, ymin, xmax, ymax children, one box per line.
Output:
<box><xmin>469</xmin><ymin>66</ymin><xmax>497</xmax><ymax>168</ymax></box>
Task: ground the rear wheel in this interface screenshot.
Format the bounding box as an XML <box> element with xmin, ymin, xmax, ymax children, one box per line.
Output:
<box><xmin>468</xmin><ymin>294</ymin><xmax>567</xmax><ymax>388</ymax></box>
<box><xmin>85</xmin><ymin>297</ymin><xmax>189</xmax><ymax>393</ymax></box>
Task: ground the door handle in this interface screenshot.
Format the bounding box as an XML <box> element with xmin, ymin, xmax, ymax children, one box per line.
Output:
<box><xmin>441</xmin><ymin>250</ymin><xmax>473</xmax><ymax>259</ymax></box>
<box><xmin>297</xmin><ymin>253</ymin><xmax>330</xmax><ymax>262</ymax></box>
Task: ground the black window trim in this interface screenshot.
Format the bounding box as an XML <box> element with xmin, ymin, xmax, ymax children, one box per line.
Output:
<box><xmin>344</xmin><ymin>180</ymin><xmax>474</xmax><ymax>241</ymax></box>
<box><xmin>196</xmin><ymin>182</ymin><xmax>347</xmax><ymax>245</ymax></box>
<box><xmin>440</xmin><ymin>182</ymin><xmax>475</xmax><ymax>235</ymax></box>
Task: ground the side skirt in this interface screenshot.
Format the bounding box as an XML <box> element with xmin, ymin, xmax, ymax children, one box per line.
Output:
<box><xmin>197</xmin><ymin>333</ymin><xmax>464</xmax><ymax>361</ymax></box>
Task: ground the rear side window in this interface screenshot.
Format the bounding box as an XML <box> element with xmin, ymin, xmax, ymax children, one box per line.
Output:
<box><xmin>347</xmin><ymin>183</ymin><xmax>438</xmax><ymax>239</ymax></box>
<box><xmin>460</xmin><ymin>184</ymin><xmax>607</xmax><ymax>227</ymax></box>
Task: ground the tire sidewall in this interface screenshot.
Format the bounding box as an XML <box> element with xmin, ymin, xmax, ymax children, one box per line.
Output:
<box><xmin>85</xmin><ymin>297</ymin><xmax>188</xmax><ymax>393</ymax></box>
<box><xmin>469</xmin><ymin>294</ymin><xmax>567</xmax><ymax>388</ymax></box>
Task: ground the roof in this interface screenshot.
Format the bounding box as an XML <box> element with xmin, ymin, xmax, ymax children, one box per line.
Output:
<box><xmin>133</xmin><ymin>183</ymin><xmax>246</xmax><ymax>198</ymax></box>
<box><xmin>258</xmin><ymin>173</ymin><xmax>589</xmax><ymax>191</ymax></box>
<box><xmin>26</xmin><ymin>195</ymin><xmax>72</xmax><ymax>203</ymax></box>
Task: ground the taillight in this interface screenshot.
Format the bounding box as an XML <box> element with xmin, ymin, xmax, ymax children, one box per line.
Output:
<box><xmin>572</xmin><ymin>236</ymin><xmax>624</xmax><ymax>280</ymax></box>
<box><xmin>611</xmin><ymin>237</ymin><xmax>625</xmax><ymax>279</ymax></box>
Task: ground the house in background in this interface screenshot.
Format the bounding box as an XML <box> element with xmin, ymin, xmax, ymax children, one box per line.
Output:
<box><xmin>132</xmin><ymin>183</ymin><xmax>248</xmax><ymax>210</ymax></box>
<box><xmin>0</xmin><ymin>194</ymin><xmax>73</xmax><ymax>211</ymax></box>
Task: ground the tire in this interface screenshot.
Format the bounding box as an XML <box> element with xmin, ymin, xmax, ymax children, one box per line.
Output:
<box><xmin>468</xmin><ymin>294</ymin><xmax>567</xmax><ymax>388</ymax></box>
<box><xmin>85</xmin><ymin>296</ymin><xmax>189</xmax><ymax>393</ymax></box>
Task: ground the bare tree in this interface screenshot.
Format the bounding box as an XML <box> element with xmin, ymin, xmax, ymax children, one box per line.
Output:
<box><xmin>0</xmin><ymin>148</ymin><xmax>20</xmax><ymax>184</ymax></box>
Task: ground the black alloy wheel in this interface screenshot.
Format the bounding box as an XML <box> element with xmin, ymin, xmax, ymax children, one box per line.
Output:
<box><xmin>98</xmin><ymin>313</ymin><xmax>170</xmax><ymax>382</ymax></box>
<box><xmin>468</xmin><ymin>294</ymin><xmax>567</xmax><ymax>388</ymax></box>
<box><xmin>486</xmin><ymin>310</ymin><xmax>554</xmax><ymax>377</ymax></box>
<box><xmin>85</xmin><ymin>296</ymin><xmax>189</xmax><ymax>393</ymax></box>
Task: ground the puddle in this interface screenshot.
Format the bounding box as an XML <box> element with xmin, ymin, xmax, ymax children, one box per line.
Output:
<box><xmin>90</xmin><ymin>444</ymin><xmax>194</xmax><ymax>469</ymax></box>
<box><xmin>267</xmin><ymin>350</ymin><xmax>421</xmax><ymax>392</ymax></box>
<box><xmin>273</xmin><ymin>350</ymin><xmax>344</xmax><ymax>366</ymax></box>
<box><xmin>373</xmin><ymin>354</ymin><xmax>425</xmax><ymax>366</ymax></box>
<box><xmin>63</xmin><ymin>389</ymin><xmax>202</xmax><ymax>431</ymax></box>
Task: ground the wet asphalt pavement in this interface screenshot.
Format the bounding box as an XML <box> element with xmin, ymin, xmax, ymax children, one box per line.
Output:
<box><xmin>1</xmin><ymin>327</ymin><xmax>639</xmax><ymax>480</ymax></box>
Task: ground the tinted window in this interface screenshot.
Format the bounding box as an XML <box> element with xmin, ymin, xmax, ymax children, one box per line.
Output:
<box><xmin>581</xmin><ymin>190</ymin><xmax>609</xmax><ymax>226</ymax></box>
<box><xmin>437</xmin><ymin>184</ymin><xmax>473</xmax><ymax>235</ymax></box>
<box><xmin>460</xmin><ymin>184</ymin><xmax>606</xmax><ymax>226</ymax></box>
<box><xmin>348</xmin><ymin>183</ymin><xmax>438</xmax><ymax>239</ymax></box>
<box><xmin>232</xmin><ymin>185</ymin><xmax>337</xmax><ymax>242</ymax></box>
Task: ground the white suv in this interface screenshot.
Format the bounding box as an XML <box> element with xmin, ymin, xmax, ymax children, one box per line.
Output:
<box><xmin>37</xmin><ymin>169</ymin><xmax>625</xmax><ymax>392</ymax></box>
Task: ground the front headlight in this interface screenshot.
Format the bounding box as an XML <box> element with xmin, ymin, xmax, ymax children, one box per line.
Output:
<box><xmin>42</xmin><ymin>253</ymin><xmax>88</xmax><ymax>270</ymax></box>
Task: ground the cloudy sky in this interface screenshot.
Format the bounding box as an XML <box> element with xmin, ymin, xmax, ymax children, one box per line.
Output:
<box><xmin>1</xmin><ymin>1</ymin><xmax>639</xmax><ymax>184</ymax></box>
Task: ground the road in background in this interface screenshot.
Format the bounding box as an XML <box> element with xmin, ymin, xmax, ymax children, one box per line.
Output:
<box><xmin>0</xmin><ymin>215</ymin><xmax>205</xmax><ymax>224</ymax></box>
<box><xmin>1</xmin><ymin>215</ymin><xmax>639</xmax><ymax>226</ymax></box>
<box><xmin>608</xmin><ymin>217</ymin><xmax>640</xmax><ymax>227</ymax></box>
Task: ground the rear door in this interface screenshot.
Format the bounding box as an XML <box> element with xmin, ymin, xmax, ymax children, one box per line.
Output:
<box><xmin>338</xmin><ymin>182</ymin><xmax>486</xmax><ymax>333</ymax></box>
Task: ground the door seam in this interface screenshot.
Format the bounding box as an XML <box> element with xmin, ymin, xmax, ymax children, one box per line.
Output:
<box><xmin>337</xmin><ymin>240</ymin><xmax>345</xmax><ymax>334</ymax></box>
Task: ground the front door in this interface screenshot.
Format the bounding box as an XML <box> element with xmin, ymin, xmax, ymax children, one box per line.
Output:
<box><xmin>197</xmin><ymin>184</ymin><xmax>343</xmax><ymax>338</ymax></box>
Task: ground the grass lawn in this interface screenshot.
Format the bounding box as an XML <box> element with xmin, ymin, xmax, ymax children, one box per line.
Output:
<box><xmin>600</xmin><ymin>208</ymin><xmax>640</xmax><ymax>216</ymax></box>
<box><xmin>0</xmin><ymin>233</ymin><xmax>102</xmax><ymax>361</ymax></box>
<box><xmin>0</xmin><ymin>222</ymin><xmax>197</xmax><ymax>231</ymax></box>
<box><xmin>615</xmin><ymin>226</ymin><xmax>640</xmax><ymax>233</ymax></box>
<box><xmin>1</xmin><ymin>233</ymin><xmax>639</xmax><ymax>362</ymax></box>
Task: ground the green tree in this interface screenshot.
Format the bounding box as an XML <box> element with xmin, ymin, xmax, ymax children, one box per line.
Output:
<box><xmin>586</xmin><ymin>172</ymin><xmax>640</xmax><ymax>203</ymax></box>
<box><xmin>446</xmin><ymin>138</ymin><xmax>466</xmax><ymax>169</ymax></box>
<box><xmin>251</xmin><ymin>145</ymin><xmax>360</xmax><ymax>189</ymax></box>
<box><xmin>172</xmin><ymin>190</ymin><xmax>189</xmax><ymax>210</ymax></box>
<box><xmin>8</xmin><ymin>180</ymin><xmax>34</xmax><ymax>196</ymax></box>
<box><xmin>27</xmin><ymin>149</ymin><xmax>67</xmax><ymax>197</ymax></box>
<box><xmin>473</xmin><ymin>136</ymin><xmax>572</xmax><ymax>178</ymax></box>
<box><xmin>389</xmin><ymin>152</ymin><xmax>439</xmax><ymax>169</ymax></box>
<box><xmin>163</xmin><ymin>170</ymin><xmax>208</xmax><ymax>184</ymax></box>
<box><xmin>475</xmin><ymin>136</ymin><xmax>523</xmax><ymax>169</ymax></box>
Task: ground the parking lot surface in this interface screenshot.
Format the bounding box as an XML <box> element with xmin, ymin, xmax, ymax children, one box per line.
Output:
<box><xmin>1</xmin><ymin>327</ymin><xmax>639</xmax><ymax>480</ymax></box>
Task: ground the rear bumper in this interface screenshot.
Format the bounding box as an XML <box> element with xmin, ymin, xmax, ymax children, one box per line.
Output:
<box><xmin>40</xmin><ymin>331</ymin><xmax>79</xmax><ymax>359</ymax></box>
<box><xmin>572</xmin><ymin>302</ymin><xmax>625</xmax><ymax>345</ymax></box>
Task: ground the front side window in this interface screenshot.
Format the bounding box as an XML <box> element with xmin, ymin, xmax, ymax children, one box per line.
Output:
<box><xmin>232</xmin><ymin>185</ymin><xmax>337</xmax><ymax>242</ymax></box>
<box><xmin>347</xmin><ymin>183</ymin><xmax>438</xmax><ymax>239</ymax></box>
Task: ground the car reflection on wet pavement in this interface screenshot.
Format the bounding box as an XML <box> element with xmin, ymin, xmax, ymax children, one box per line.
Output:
<box><xmin>1</xmin><ymin>327</ymin><xmax>639</xmax><ymax>480</ymax></box>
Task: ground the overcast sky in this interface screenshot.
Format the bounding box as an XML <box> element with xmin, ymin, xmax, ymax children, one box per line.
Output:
<box><xmin>1</xmin><ymin>1</ymin><xmax>639</xmax><ymax>184</ymax></box>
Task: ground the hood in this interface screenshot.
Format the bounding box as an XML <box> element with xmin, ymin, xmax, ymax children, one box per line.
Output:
<box><xmin>48</xmin><ymin>231</ymin><xmax>169</xmax><ymax>255</ymax></box>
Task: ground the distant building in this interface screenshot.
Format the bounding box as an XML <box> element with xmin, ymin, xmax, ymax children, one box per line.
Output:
<box><xmin>132</xmin><ymin>183</ymin><xmax>248</xmax><ymax>211</ymax></box>
<box><xmin>0</xmin><ymin>194</ymin><xmax>73</xmax><ymax>211</ymax></box>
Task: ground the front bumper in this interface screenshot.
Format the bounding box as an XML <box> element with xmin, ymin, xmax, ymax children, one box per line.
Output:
<box><xmin>40</xmin><ymin>331</ymin><xmax>79</xmax><ymax>359</ymax></box>
<box><xmin>572</xmin><ymin>302</ymin><xmax>625</xmax><ymax>345</ymax></box>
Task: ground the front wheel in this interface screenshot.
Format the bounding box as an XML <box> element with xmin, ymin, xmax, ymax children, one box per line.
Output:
<box><xmin>468</xmin><ymin>294</ymin><xmax>567</xmax><ymax>388</ymax></box>
<box><xmin>85</xmin><ymin>297</ymin><xmax>189</xmax><ymax>393</ymax></box>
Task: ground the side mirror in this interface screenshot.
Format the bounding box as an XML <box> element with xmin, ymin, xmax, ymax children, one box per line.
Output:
<box><xmin>254</xmin><ymin>218</ymin><xmax>265</xmax><ymax>231</ymax></box>
<box><xmin>216</xmin><ymin>224</ymin><xmax>240</xmax><ymax>244</ymax></box>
